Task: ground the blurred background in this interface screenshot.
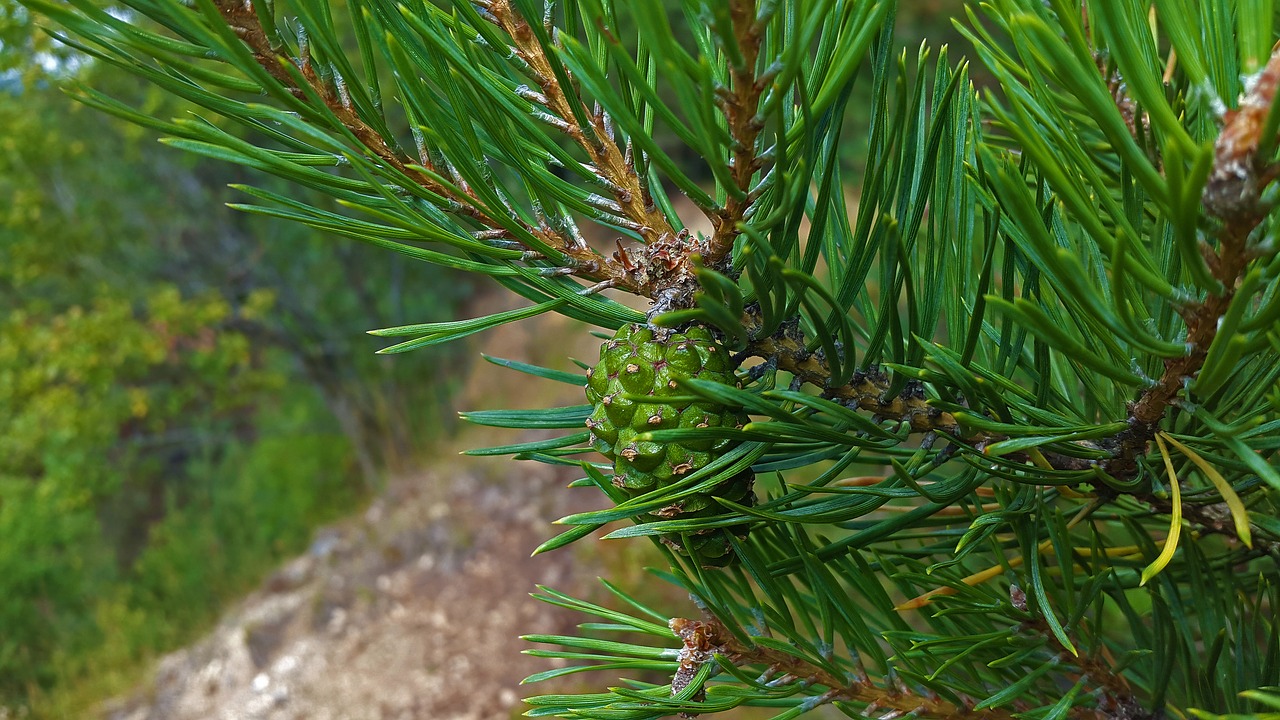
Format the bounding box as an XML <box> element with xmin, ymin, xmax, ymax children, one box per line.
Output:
<box><xmin>0</xmin><ymin>2</ymin><xmax>962</xmax><ymax>717</ymax></box>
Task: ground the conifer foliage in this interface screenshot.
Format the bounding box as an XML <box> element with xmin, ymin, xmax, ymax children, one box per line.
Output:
<box><xmin>25</xmin><ymin>0</ymin><xmax>1280</xmax><ymax>717</ymax></box>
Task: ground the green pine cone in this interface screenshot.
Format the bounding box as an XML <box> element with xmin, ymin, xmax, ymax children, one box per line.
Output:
<box><xmin>585</xmin><ymin>323</ymin><xmax>754</xmax><ymax>566</ymax></box>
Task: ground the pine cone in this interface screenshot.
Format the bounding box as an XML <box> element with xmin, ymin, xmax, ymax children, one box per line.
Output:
<box><xmin>585</xmin><ymin>324</ymin><xmax>754</xmax><ymax>566</ymax></box>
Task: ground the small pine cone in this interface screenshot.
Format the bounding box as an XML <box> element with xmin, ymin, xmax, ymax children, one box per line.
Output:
<box><xmin>585</xmin><ymin>324</ymin><xmax>754</xmax><ymax>566</ymax></box>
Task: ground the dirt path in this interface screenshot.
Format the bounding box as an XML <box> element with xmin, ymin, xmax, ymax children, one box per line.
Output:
<box><xmin>103</xmin><ymin>460</ymin><xmax>611</xmax><ymax>720</ymax></box>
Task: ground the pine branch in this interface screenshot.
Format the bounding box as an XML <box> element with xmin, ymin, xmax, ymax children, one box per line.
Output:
<box><xmin>214</xmin><ymin>0</ymin><xmax>625</xmax><ymax>287</ymax></box>
<box><xmin>744</xmin><ymin>271</ymin><xmax>1279</xmax><ymax>556</ymax></box>
<box><xmin>1026</xmin><ymin>617</ymin><xmax>1155</xmax><ymax>720</ymax></box>
<box><xmin>486</xmin><ymin>0</ymin><xmax>675</xmax><ymax>249</ymax></box>
<box><xmin>479</xmin><ymin>0</ymin><xmax>727</xmax><ymax>304</ymax></box>
<box><xmin>481</xmin><ymin>0</ymin><xmax>675</xmax><ymax>245</ymax></box>
<box><xmin>746</xmin><ymin>314</ymin><xmax>1279</xmax><ymax>553</ymax></box>
<box><xmin>706</xmin><ymin>0</ymin><xmax>767</xmax><ymax>266</ymax></box>
<box><xmin>940</xmin><ymin>6</ymin><xmax>1280</xmax><ymax>555</ymax></box>
<box><xmin>738</xmin><ymin>40</ymin><xmax>1280</xmax><ymax>546</ymax></box>
<box><xmin>670</xmin><ymin>616</ymin><xmax>1016</xmax><ymax>720</ymax></box>
<box><xmin>29</xmin><ymin>1</ymin><xmax>1280</xmax><ymax>716</ymax></box>
<box><xmin>747</xmin><ymin>319</ymin><xmax>959</xmax><ymax>434</ymax></box>
<box><xmin>1096</xmin><ymin>46</ymin><xmax>1280</xmax><ymax>544</ymax></box>
<box><xmin>215</xmin><ymin>0</ymin><xmax>462</xmax><ymax>217</ymax></box>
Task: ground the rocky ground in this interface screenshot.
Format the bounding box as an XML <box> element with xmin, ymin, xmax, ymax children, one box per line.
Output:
<box><xmin>102</xmin><ymin>460</ymin><xmax>616</xmax><ymax>720</ymax></box>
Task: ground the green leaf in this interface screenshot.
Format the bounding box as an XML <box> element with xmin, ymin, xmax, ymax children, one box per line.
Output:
<box><xmin>368</xmin><ymin>298</ymin><xmax>569</xmax><ymax>353</ymax></box>
<box><xmin>482</xmin><ymin>354</ymin><xmax>587</xmax><ymax>385</ymax></box>
<box><xmin>1159</xmin><ymin>434</ymin><xmax>1252</xmax><ymax>549</ymax></box>
<box><xmin>1143</xmin><ymin>434</ymin><xmax>1185</xmax><ymax>585</ymax></box>
<box><xmin>974</xmin><ymin>656</ymin><xmax>1060</xmax><ymax>709</ymax></box>
<box><xmin>460</xmin><ymin>405</ymin><xmax>591</xmax><ymax>429</ymax></box>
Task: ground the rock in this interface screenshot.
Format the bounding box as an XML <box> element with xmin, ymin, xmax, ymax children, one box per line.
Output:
<box><xmin>102</xmin><ymin>460</ymin><xmax>646</xmax><ymax>720</ymax></box>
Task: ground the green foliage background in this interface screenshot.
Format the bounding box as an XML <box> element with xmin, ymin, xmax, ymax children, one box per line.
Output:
<box><xmin>0</xmin><ymin>8</ymin><xmax>470</xmax><ymax>712</ymax></box>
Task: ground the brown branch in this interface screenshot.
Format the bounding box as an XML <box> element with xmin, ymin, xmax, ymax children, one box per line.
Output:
<box><xmin>215</xmin><ymin>0</ymin><xmax>774</xmax><ymax>307</ymax></box>
<box><xmin>1119</xmin><ymin>39</ymin><xmax>1280</xmax><ymax>426</ymax></box>
<box><xmin>671</xmin><ymin>611</ymin><xmax>1158</xmax><ymax>720</ymax></box>
<box><xmin>484</xmin><ymin>0</ymin><xmax>710</xmax><ymax>302</ymax></box>
<box><xmin>706</xmin><ymin>0</ymin><xmax>768</xmax><ymax>267</ymax></box>
<box><xmin>740</xmin><ymin>50</ymin><xmax>1280</xmax><ymax>553</ymax></box>
<box><xmin>1093</xmin><ymin>46</ymin><xmax>1280</xmax><ymax>541</ymax></box>
<box><xmin>670</xmin><ymin>616</ymin><xmax>1016</xmax><ymax>720</ymax></box>
<box><xmin>1026</xmin><ymin>616</ymin><xmax>1155</xmax><ymax>720</ymax></box>
<box><xmin>748</xmin><ymin>318</ymin><xmax>958</xmax><ymax>434</ymax></box>
<box><xmin>743</xmin><ymin>306</ymin><xmax>1280</xmax><ymax>553</ymax></box>
<box><xmin>217</xmin><ymin>0</ymin><xmax>461</xmax><ymax>216</ymax></box>
<box><xmin>488</xmin><ymin>0</ymin><xmax>674</xmax><ymax>246</ymax></box>
<box><xmin>212</xmin><ymin>0</ymin><xmax>620</xmax><ymax>287</ymax></box>
<box><xmin>1203</xmin><ymin>47</ymin><xmax>1280</xmax><ymax>222</ymax></box>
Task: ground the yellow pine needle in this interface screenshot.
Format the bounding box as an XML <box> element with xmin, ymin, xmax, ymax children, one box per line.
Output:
<box><xmin>1100</xmin><ymin>544</ymin><xmax>1146</xmax><ymax>559</ymax></box>
<box><xmin>1142</xmin><ymin>434</ymin><xmax>1183</xmax><ymax>585</ymax></box>
<box><xmin>895</xmin><ymin>556</ymin><xmax>1025</xmax><ymax>611</ymax></box>
<box><xmin>896</xmin><ymin>500</ymin><xmax>1100</xmax><ymax>611</ymax></box>
<box><xmin>1157</xmin><ymin>432</ymin><xmax>1253</xmax><ymax>549</ymax></box>
<box><xmin>1056</xmin><ymin>544</ymin><xmax>1144</xmax><ymax>559</ymax></box>
<box><xmin>1057</xmin><ymin>485</ymin><xmax>1096</xmax><ymax>499</ymax></box>
<box><xmin>895</xmin><ymin>542</ymin><xmax>1146</xmax><ymax>610</ymax></box>
<box><xmin>1163</xmin><ymin>48</ymin><xmax>1179</xmax><ymax>84</ymax></box>
<box><xmin>1026</xmin><ymin>448</ymin><xmax>1055</xmax><ymax>470</ymax></box>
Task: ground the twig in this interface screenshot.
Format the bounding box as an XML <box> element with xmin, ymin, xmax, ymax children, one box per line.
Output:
<box><xmin>1097</xmin><ymin>46</ymin><xmax>1280</xmax><ymax>539</ymax></box>
<box><xmin>734</xmin><ymin>48</ymin><xmax>1280</xmax><ymax>553</ymax></box>
<box><xmin>743</xmin><ymin>308</ymin><xmax>1279</xmax><ymax>555</ymax></box>
<box><xmin>705</xmin><ymin>0</ymin><xmax>769</xmax><ymax>267</ymax></box>
<box><xmin>212</xmin><ymin>0</ymin><xmax>621</xmax><ymax>287</ymax></box>
<box><xmin>1028</xmin><ymin>617</ymin><xmax>1156</xmax><ymax>720</ymax></box>
<box><xmin>483</xmin><ymin>0</ymin><xmax>736</xmax><ymax>304</ymax></box>
<box><xmin>213</xmin><ymin>2</ymin><xmax>1275</xmax><ymax>551</ymax></box>
<box><xmin>487</xmin><ymin>0</ymin><xmax>675</xmax><ymax>248</ymax></box>
<box><xmin>218</xmin><ymin>0</ymin><xmax>464</xmax><ymax>220</ymax></box>
<box><xmin>669</xmin><ymin>616</ymin><xmax>1016</xmax><ymax>720</ymax></box>
<box><xmin>747</xmin><ymin>318</ymin><xmax>958</xmax><ymax>434</ymax></box>
<box><xmin>1203</xmin><ymin>47</ymin><xmax>1280</xmax><ymax>221</ymax></box>
<box><xmin>743</xmin><ymin>267</ymin><xmax>1275</xmax><ymax>554</ymax></box>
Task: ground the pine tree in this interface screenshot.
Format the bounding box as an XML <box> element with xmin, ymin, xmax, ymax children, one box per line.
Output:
<box><xmin>22</xmin><ymin>0</ymin><xmax>1280</xmax><ymax>717</ymax></box>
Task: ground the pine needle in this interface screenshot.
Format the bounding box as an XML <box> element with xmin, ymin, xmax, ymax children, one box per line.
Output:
<box><xmin>1158</xmin><ymin>432</ymin><xmax>1253</xmax><ymax>549</ymax></box>
<box><xmin>896</xmin><ymin>500</ymin><xmax>1101</xmax><ymax>610</ymax></box>
<box><xmin>1142</xmin><ymin>434</ymin><xmax>1183</xmax><ymax>585</ymax></box>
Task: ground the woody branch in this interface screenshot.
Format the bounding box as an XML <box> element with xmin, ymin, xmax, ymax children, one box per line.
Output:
<box><xmin>741</xmin><ymin>47</ymin><xmax>1280</xmax><ymax>553</ymax></box>
<box><xmin>215</xmin><ymin>0</ymin><xmax>627</xmax><ymax>288</ymax></box>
